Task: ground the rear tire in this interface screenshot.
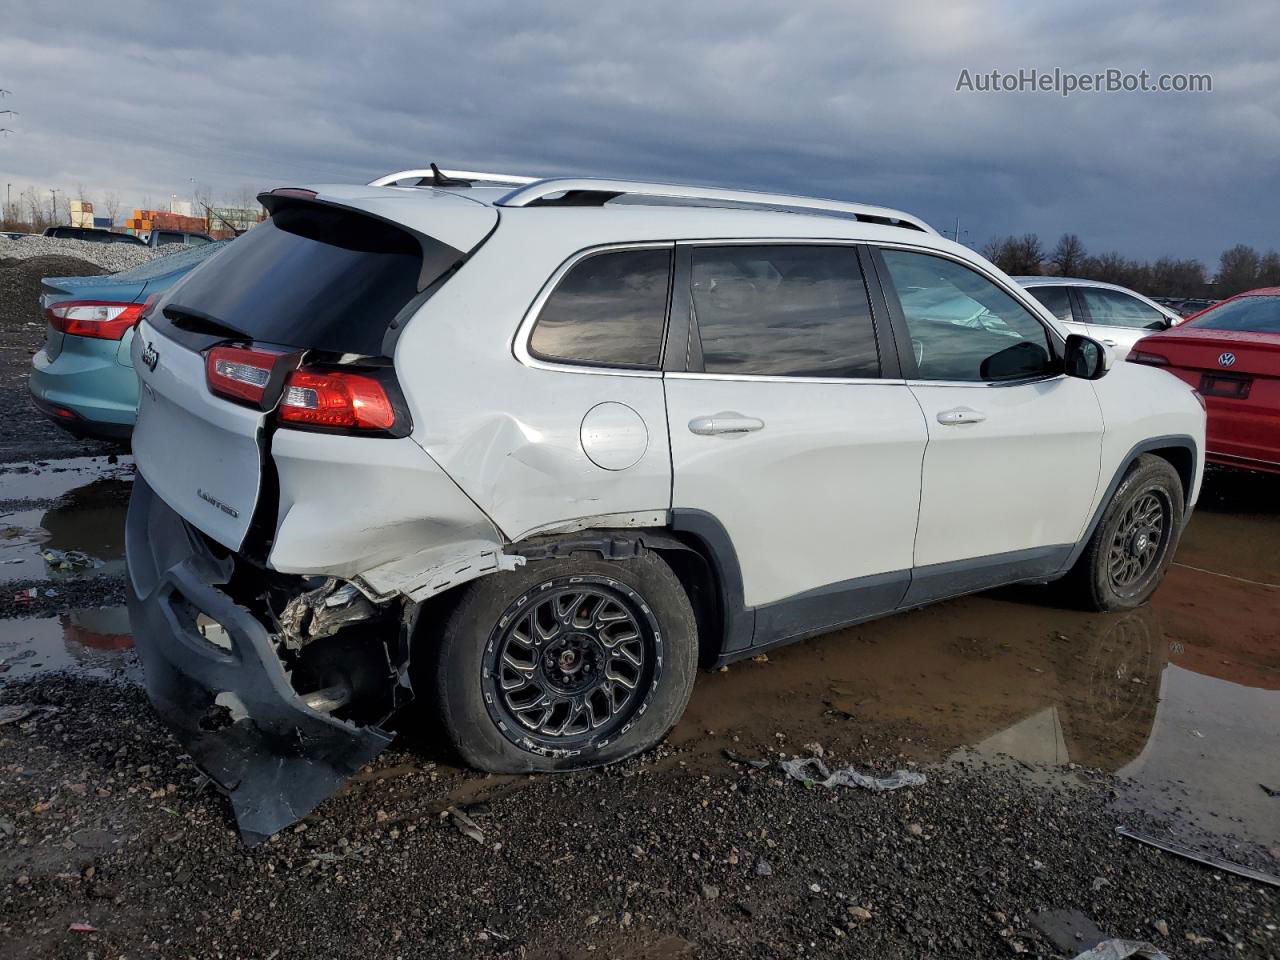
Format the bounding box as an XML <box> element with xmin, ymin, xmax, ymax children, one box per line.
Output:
<box><xmin>433</xmin><ymin>550</ymin><xmax>698</xmax><ymax>773</ymax></box>
<box><xmin>1064</xmin><ymin>454</ymin><xmax>1184</xmax><ymax>611</ymax></box>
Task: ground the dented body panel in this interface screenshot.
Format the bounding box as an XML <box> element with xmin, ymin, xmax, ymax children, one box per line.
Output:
<box><xmin>268</xmin><ymin>429</ymin><xmax>505</xmax><ymax>579</ymax></box>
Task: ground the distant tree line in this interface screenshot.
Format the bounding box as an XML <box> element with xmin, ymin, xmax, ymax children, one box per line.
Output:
<box><xmin>981</xmin><ymin>233</ymin><xmax>1280</xmax><ymax>299</ymax></box>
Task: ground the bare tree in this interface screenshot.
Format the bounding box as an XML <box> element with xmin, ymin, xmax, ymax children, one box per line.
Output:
<box><xmin>1257</xmin><ymin>250</ymin><xmax>1280</xmax><ymax>288</ymax></box>
<box><xmin>102</xmin><ymin>192</ymin><xmax>121</xmax><ymax>224</ymax></box>
<box><xmin>22</xmin><ymin>186</ymin><xmax>41</xmax><ymax>229</ymax></box>
<box><xmin>982</xmin><ymin>233</ymin><xmax>1045</xmax><ymax>275</ymax></box>
<box><xmin>1050</xmin><ymin>233</ymin><xmax>1086</xmax><ymax>276</ymax></box>
<box><xmin>1216</xmin><ymin>245</ymin><xmax>1261</xmax><ymax>297</ymax></box>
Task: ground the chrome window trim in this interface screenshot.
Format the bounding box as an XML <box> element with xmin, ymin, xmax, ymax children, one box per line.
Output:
<box><xmin>666</xmin><ymin>372</ymin><xmax>907</xmax><ymax>385</ymax></box>
<box><xmin>903</xmin><ymin>374</ymin><xmax>1067</xmax><ymax>389</ymax></box>
<box><xmin>512</xmin><ymin>241</ymin><xmax>675</xmax><ymax>379</ymax></box>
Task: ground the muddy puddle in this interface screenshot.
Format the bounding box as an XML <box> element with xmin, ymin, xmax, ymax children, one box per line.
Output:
<box><xmin>672</xmin><ymin>468</ymin><xmax>1280</xmax><ymax>847</ymax></box>
<box><xmin>0</xmin><ymin>454</ymin><xmax>138</xmax><ymax>681</ymax></box>
<box><xmin>0</xmin><ymin>457</ymin><xmax>1274</xmax><ymax>847</ymax></box>
<box><xmin>0</xmin><ymin>606</ymin><xmax>138</xmax><ymax>681</ymax></box>
<box><xmin>0</xmin><ymin>455</ymin><xmax>131</xmax><ymax>583</ymax></box>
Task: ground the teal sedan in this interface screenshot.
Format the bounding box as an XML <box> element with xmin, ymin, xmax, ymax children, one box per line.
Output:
<box><xmin>29</xmin><ymin>241</ymin><xmax>229</xmax><ymax>441</ymax></box>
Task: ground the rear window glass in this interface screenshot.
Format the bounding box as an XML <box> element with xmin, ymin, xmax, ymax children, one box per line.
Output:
<box><xmin>1190</xmin><ymin>295</ymin><xmax>1280</xmax><ymax>333</ymax></box>
<box><xmin>163</xmin><ymin>204</ymin><xmax>436</xmax><ymax>356</ymax></box>
<box><xmin>529</xmin><ymin>248</ymin><xmax>671</xmax><ymax>368</ymax></box>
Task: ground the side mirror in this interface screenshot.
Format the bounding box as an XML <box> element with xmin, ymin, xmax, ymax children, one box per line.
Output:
<box><xmin>1145</xmin><ymin>316</ymin><xmax>1173</xmax><ymax>331</ymax></box>
<box><xmin>1064</xmin><ymin>334</ymin><xmax>1109</xmax><ymax>380</ymax></box>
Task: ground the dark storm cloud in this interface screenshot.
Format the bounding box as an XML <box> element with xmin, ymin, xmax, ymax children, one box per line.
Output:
<box><xmin>0</xmin><ymin>0</ymin><xmax>1275</xmax><ymax>263</ymax></box>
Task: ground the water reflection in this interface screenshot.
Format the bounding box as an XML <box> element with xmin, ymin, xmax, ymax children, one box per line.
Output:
<box><xmin>0</xmin><ymin>475</ymin><xmax>129</xmax><ymax>582</ymax></box>
<box><xmin>0</xmin><ymin>607</ymin><xmax>136</xmax><ymax>680</ymax></box>
<box><xmin>676</xmin><ymin>571</ymin><xmax>1278</xmax><ymax>844</ymax></box>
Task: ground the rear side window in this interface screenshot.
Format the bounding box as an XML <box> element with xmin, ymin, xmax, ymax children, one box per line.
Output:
<box><xmin>529</xmin><ymin>248</ymin><xmax>672</xmax><ymax>368</ymax></box>
<box><xmin>1026</xmin><ymin>285</ymin><xmax>1074</xmax><ymax>323</ymax></box>
<box><xmin>163</xmin><ymin>203</ymin><xmax>443</xmax><ymax>356</ymax></box>
<box><xmin>690</xmin><ymin>245</ymin><xmax>880</xmax><ymax>378</ymax></box>
<box><xmin>155</xmin><ymin>231</ymin><xmax>184</xmax><ymax>246</ymax></box>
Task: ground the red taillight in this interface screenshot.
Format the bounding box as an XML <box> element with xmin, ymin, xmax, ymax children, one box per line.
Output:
<box><xmin>46</xmin><ymin>300</ymin><xmax>143</xmax><ymax>340</ymax></box>
<box><xmin>278</xmin><ymin>368</ymin><xmax>396</xmax><ymax>431</ymax></box>
<box><xmin>1127</xmin><ymin>350</ymin><xmax>1169</xmax><ymax>367</ymax></box>
<box><xmin>205</xmin><ymin>346</ymin><xmax>282</xmax><ymax>406</ymax></box>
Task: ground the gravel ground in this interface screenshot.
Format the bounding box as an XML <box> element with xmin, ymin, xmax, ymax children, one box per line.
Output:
<box><xmin>0</xmin><ymin>276</ymin><xmax>117</xmax><ymax>462</ymax></box>
<box><xmin>0</xmin><ymin>676</ymin><xmax>1275</xmax><ymax>959</ymax></box>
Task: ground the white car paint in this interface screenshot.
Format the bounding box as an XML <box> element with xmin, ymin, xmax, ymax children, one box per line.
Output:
<box><xmin>907</xmin><ymin>376</ymin><xmax>1105</xmax><ymax>567</ymax></box>
<box><xmin>665</xmin><ymin>375</ymin><xmax>927</xmax><ymax>607</ymax></box>
<box><xmin>132</xmin><ymin>175</ymin><xmax>1205</xmax><ymax>621</ymax></box>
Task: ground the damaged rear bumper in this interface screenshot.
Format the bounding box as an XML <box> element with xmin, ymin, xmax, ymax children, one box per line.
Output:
<box><xmin>125</xmin><ymin>475</ymin><xmax>393</xmax><ymax>844</ymax></box>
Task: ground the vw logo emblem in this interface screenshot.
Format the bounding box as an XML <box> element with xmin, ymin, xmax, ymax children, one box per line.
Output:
<box><xmin>1218</xmin><ymin>352</ymin><xmax>1236</xmax><ymax>367</ymax></box>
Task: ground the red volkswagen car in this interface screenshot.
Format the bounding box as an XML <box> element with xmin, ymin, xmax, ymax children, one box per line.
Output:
<box><xmin>1130</xmin><ymin>287</ymin><xmax>1279</xmax><ymax>474</ymax></box>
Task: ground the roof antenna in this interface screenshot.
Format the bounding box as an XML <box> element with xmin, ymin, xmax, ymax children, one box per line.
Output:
<box><xmin>420</xmin><ymin>163</ymin><xmax>471</xmax><ymax>188</ymax></box>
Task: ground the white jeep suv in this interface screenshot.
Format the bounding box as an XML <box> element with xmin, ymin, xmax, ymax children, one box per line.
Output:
<box><xmin>125</xmin><ymin>168</ymin><xmax>1206</xmax><ymax>841</ymax></box>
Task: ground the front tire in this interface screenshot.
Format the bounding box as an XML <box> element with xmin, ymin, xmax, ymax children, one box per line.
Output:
<box><xmin>1065</xmin><ymin>454</ymin><xmax>1184</xmax><ymax>611</ymax></box>
<box><xmin>433</xmin><ymin>550</ymin><xmax>698</xmax><ymax>773</ymax></box>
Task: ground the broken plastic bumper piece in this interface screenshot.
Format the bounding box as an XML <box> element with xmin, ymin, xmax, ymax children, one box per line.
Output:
<box><xmin>125</xmin><ymin>476</ymin><xmax>392</xmax><ymax>844</ymax></box>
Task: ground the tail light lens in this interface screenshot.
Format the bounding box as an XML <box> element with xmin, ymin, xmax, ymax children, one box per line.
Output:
<box><xmin>1127</xmin><ymin>350</ymin><xmax>1169</xmax><ymax>366</ymax></box>
<box><xmin>278</xmin><ymin>368</ymin><xmax>398</xmax><ymax>431</ymax></box>
<box><xmin>205</xmin><ymin>345</ymin><xmax>284</xmax><ymax>406</ymax></box>
<box><xmin>46</xmin><ymin>301</ymin><xmax>143</xmax><ymax>340</ymax></box>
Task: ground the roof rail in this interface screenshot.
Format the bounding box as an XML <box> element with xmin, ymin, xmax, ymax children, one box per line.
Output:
<box><xmin>368</xmin><ymin>168</ymin><xmax>538</xmax><ymax>187</ymax></box>
<box><xmin>495</xmin><ymin>178</ymin><xmax>936</xmax><ymax>233</ymax></box>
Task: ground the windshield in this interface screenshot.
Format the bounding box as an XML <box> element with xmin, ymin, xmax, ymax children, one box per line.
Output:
<box><xmin>164</xmin><ymin>204</ymin><xmax>442</xmax><ymax>355</ymax></box>
<box><xmin>1190</xmin><ymin>295</ymin><xmax>1280</xmax><ymax>333</ymax></box>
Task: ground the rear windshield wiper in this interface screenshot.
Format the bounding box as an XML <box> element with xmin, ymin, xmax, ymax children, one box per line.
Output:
<box><xmin>162</xmin><ymin>303</ymin><xmax>252</xmax><ymax>340</ymax></box>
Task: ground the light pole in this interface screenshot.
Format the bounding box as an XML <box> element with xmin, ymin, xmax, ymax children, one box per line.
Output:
<box><xmin>49</xmin><ymin>188</ymin><xmax>59</xmax><ymax>224</ymax></box>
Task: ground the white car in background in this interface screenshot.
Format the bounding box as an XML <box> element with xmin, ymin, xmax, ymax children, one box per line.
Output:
<box><xmin>1015</xmin><ymin>276</ymin><xmax>1182</xmax><ymax>357</ymax></box>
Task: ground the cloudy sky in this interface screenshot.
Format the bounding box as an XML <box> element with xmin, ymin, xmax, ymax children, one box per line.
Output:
<box><xmin>1</xmin><ymin>0</ymin><xmax>1275</xmax><ymax>264</ymax></box>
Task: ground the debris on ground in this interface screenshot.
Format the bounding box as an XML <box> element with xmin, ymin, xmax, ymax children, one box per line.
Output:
<box><xmin>0</xmin><ymin>702</ymin><xmax>38</xmax><ymax>725</ymax></box>
<box><xmin>780</xmin><ymin>756</ymin><xmax>926</xmax><ymax>792</ymax></box>
<box><xmin>42</xmin><ymin>547</ymin><xmax>97</xmax><ymax>571</ymax></box>
<box><xmin>1070</xmin><ymin>939</ymin><xmax>1169</xmax><ymax>960</ymax></box>
<box><xmin>447</xmin><ymin>806</ymin><xmax>485</xmax><ymax>844</ymax></box>
<box><xmin>722</xmin><ymin>748</ymin><xmax>769</xmax><ymax>769</ymax></box>
<box><xmin>1117</xmin><ymin>826</ymin><xmax>1280</xmax><ymax>887</ymax></box>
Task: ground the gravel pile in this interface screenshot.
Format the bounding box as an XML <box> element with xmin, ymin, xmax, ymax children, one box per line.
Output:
<box><xmin>0</xmin><ymin>255</ymin><xmax>105</xmax><ymax>326</ymax></box>
<box><xmin>0</xmin><ymin>235</ymin><xmax>168</xmax><ymax>273</ymax></box>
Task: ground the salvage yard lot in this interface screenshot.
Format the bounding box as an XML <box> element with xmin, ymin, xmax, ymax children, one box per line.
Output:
<box><xmin>0</xmin><ymin>347</ymin><xmax>1276</xmax><ymax>958</ymax></box>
